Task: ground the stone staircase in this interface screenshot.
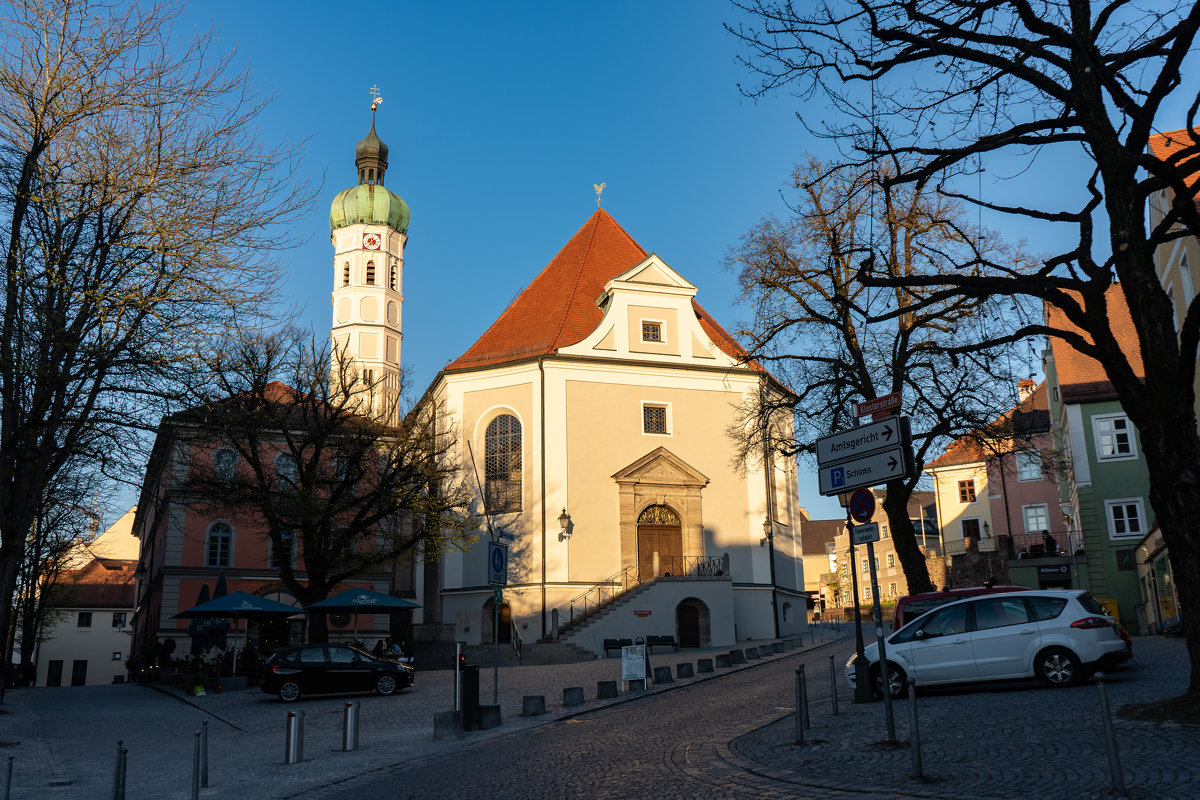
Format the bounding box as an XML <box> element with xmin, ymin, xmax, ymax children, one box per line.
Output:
<box><xmin>555</xmin><ymin>580</ymin><xmax>657</xmax><ymax>638</ymax></box>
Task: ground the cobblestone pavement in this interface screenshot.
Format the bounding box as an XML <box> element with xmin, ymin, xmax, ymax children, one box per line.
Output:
<box><xmin>0</xmin><ymin>629</ymin><xmax>1195</xmax><ymax>800</ymax></box>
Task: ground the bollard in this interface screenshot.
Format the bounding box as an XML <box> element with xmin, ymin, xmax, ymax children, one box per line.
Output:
<box><xmin>799</xmin><ymin>663</ymin><xmax>810</xmax><ymax>730</ymax></box>
<box><xmin>676</xmin><ymin>662</ymin><xmax>694</xmax><ymax>679</ymax></box>
<box><xmin>342</xmin><ymin>702</ymin><xmax>361</xmax><ymax>751</ymax></box>
<box><xmin>5</xmin><ymin>755</ymin><xmax>12</xmax><ymax>800</ymax></box>
<box><xmin>111</xmin><ymin>740</ymin><xmax>123</xmax><ymax>800</ymax></box>
<box><xmin>563</xmin><ymin>686</ymin><xmax>586</xmax><ymax>707</ymax></box>
<box><xmin>829</xmin><ymin>654</ymin><xmax>839</xmax><ymax>716</ymax></box>
<box><xmin>521</xmin><ymin>695</ymin><xmax>547</xmax><ymax>715</ymax></box>
<box><xmin>597</xmin><ymin>681</ymin><xmax>618</xmax><ymax>699</ymax></box>
<box><xmin>715</xmin><ymin>653</ymin><xmax>732</xmax><ymax>668</ymax></box>
<box><xmin>697</xmin><ymin>658</ymin><xmax>714</xmax><ymax>674</ymax></box>
<box><xmin>794</xmin><ymin>666</ymin><xmax>804</xmax><ymax>745</ymax></box>
<box><xmin>117</xmin><ymin>745</ymin><xmax>127</xmax><ymax>800</ymax></box>
<box><xmin>908</xmin><ymin>677</ymin><xmax>922</xmax><ymax>778</ymax></box>
<box><xmin>1095</xmin><ymin>672</ymin><xmax>1128</xmax><ymax>797</ymax></box>
<box><xmin>200</xmin><ymin>720</ymin><xmax>208</xmax><ymax>788</ymax></box>
<box><xmin>284</xmin><ymin>712</ymin><xmax>304</xmax><ymax>765</ymax></box>
<box><xmin>190</xmin><ymin>730</ymin><xmax>200</xmax><ymax>800</ymax></box>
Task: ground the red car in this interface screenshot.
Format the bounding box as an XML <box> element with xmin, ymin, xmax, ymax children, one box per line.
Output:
<box><xmin>892</xmin><ymin>585</ymin><xmax>1030</xmax><ymax>630</ymax></box>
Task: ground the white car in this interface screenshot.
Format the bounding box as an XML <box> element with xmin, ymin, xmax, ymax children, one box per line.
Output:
<box><xmin>845</xmin><ymin>589</ymin><xmax>1132</xmax><ymax>698</ymax></box>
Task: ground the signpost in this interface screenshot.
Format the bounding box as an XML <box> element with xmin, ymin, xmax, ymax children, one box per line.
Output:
<box><xmin>816</xmin><ymin>416</ymin><xmax>914</xmax><ymax>497</ymax></box>
<box><xmin>818</xmin><ymin>447</ymin><xmax>912</xmax><ymax>495</ymax></box>
<box><xmin>855</xmin><ymin>392</ymin><xmax>902</xmax><ymax>420</ymax></box>
<box><xmin>851</xmin><ymin>522</ymin><xmax>880</xmax><ymax>545</ymax></box>
<box><xmin>488</xmin><ymin>542</ymin><xmax>507</xmax><ymax>586</ymax></box>
<box><xmin>816</xmin><ymin>418</ymin><xmax>904</xmax><ymax>464</ymax></box>
<box><xmin>848</xmin><ymin>488</ymin><xmax>875</xmax><ymax>524</ymax></box>
<box><xmin>487</xmin><ymin>541</ymin><xmax>507</xmax><ymax>705</ymax></box>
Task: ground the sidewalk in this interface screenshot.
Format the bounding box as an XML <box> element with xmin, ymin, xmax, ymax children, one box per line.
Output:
<box><xmin>0</xmin><ymin>627</ymin><xmax>844</xmax><ymax>799</ymax></box>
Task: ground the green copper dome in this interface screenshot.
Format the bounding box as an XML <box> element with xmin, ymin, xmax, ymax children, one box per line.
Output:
<box><xmin>329</xmin><ymin>184</ymin><xmax>411</xmax><ymax>233</ymax></box>
<box><xmin>329</xmin><ymin>113</ymin><xmax>410</xmax><ymax>233</ymax></box>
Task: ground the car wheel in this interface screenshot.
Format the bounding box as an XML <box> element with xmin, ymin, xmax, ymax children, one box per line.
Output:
<box><xmin>375</xmin><ymin>673</ymin><xmax>398</xmax><ymax>696</ymax></box>
<box><xmin>278</xmin><ymin>680</ymin><xmax>302</xmax><ymax>703</ymax></box>
<box><xmin>871</xmin><ymin>662</ymin><xmax>908</xmax><ymax>699</ymax></box>
<box><xmin>1036</xmin><ymin>647</ymin><xmax>1082</xmax><ymax>687</ymax></box>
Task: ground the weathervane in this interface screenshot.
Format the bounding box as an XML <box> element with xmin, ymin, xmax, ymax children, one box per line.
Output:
<box><xmin>594</xmin><ymin>182</ymin><xmax>606</xmax><ymax>208</ymax></box>
<box><xmin>369</xmin><ymin>86</ymin><xmax>384</xmax><ymax>128</ymax></box>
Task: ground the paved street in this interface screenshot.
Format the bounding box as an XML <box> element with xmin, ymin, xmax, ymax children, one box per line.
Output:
<box><xmin>0</xmin><ymin>630</ymin><xmax>1196</xmax><ymax>799</ymax></box>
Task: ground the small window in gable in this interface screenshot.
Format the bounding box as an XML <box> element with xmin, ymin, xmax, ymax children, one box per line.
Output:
<box><xmin>343</xmin><ymin>262</ymin><xmax>350</xmax><ymax>287</ymax></box>
<box><xmin>958</xmin><ymin>479</ymin><xmax>976</xmax><ymax>502</ymax></box>
<box><xmin>365</xmin><ymin>260</ymin><xmax>375</xmax><ymax>285</ymax></box>
<box><xmin>642</xmin><ymin>321</ymin><xmax>663</xmax><ymax>343</ymax></box>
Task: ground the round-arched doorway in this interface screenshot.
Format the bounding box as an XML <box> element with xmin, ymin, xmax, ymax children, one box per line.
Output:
<box><xmin>481</xmin><ymin>599</ymin><xmax>512</xmax><ymax>644</ymax></box>
<box><xmin>637</xmin><ymin>504</ymin><xmax>682</xmax><ymax>579</ymax></box>
<box><xmin>675</xmin><ymin>598</ymin><xmax>710</xmax><ymax>648</ymax></box>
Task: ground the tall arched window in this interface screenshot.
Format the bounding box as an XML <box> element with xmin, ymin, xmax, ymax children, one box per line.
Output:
<box><xmin>342</xmin><ymin>262</ymin><xmax>350</xmax><ymax>287</ymax></box>
<box><xmin>484</xmin><ymin>414</ymin><xmax>522</xmax><ymax>512</ymax></box>
<box><xmin>206</xmin><ymin>522</ymin><xmax>233</xmax><ymax>567</ymax></box>
<box><xmin>365</xmin><ymin>260</ymin><xmax>375</xmax><ymax>285</ymax></box>
<box><xmin>275</xmin><ymin>452</ymin><xmax>299</xmax><ymax>492</ymax></box>
<box><xmin>213</xmin><ymin>448</ymin><xmax>238</xmax><ymax>482</ymax></box>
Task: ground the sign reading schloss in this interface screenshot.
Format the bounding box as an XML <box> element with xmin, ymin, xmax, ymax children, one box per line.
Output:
<box><xmin>818</xmin><ymin>446</ymin><xmax>911</xmax><ymax>495</ymax></box>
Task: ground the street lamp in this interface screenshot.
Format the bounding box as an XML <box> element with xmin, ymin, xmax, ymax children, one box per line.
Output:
<box><xmin>557</xmin><ymin>508</ymin><xmax>571</xmax><ymax>542</ymax></box>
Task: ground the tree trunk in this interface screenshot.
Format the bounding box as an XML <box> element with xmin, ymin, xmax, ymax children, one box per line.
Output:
<box><xmin>882</xmin><ymin>480</ymin><xmax>935</xmax><ymax>595</ymax></box>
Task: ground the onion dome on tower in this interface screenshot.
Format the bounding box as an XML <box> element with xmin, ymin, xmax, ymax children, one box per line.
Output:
<box><xmin>329</xmin><ymin>106</ymin><xmax>411</xmax><ymax>233</ymax></box>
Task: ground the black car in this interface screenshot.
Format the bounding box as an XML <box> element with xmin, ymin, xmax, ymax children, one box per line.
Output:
<box><xmin>261</xmin><ymin>644</ymin><xmax>414</xmax><ymax>702</ymax></box>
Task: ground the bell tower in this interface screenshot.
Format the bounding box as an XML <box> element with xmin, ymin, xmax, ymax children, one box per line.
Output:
<box><xmin>328</xmin><ymin>90</ymin><xmax>410</xmax><ymax>423</ymax></box>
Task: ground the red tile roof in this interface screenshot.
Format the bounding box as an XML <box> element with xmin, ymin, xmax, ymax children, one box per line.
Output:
<box><xmin>926</xmin><ymin>383</ymin><xmax>1051</xmax><ymax>469</ymax></box>
<box><xmin>59</xmin><ymin>559</ymin><xmax>137</xmax><ymax>608</ymax></box>
<box><xmin>1147</xmin><ymin>128</ymin><xmax>1200</xmax><ymax>189</ymax></box>
<box><xmin>1046</xmin><ymin>284</ymin><xmax>1145</xmax><ymax>404</ymax></box>
<box><xmin>445</xmin><ymin>210</ymin><xmax>753</xmax><ymax>371</ymax></box>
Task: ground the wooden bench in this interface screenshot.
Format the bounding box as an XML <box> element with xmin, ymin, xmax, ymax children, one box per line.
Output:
<box><xmin>603</xmin><ymin>638</ymin><xmax>633</xmax><ymax>657</ymax></box>
<box><xmin>646</xmin><ymin>635</ymin><xmax>677</xmax><ymax>653</ymax></box>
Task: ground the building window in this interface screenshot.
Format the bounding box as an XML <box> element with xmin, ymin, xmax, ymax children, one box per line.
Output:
<box><xmin>1023</xmin><ymin>504</ymin><xmax>1050</xmax><ymax>535</ymax></box>
<box><xmin>1016</xmin><ymin>451</ymin><xmax>1043</xmax><ymax>481</ymax></box>
<box><xmin>641</xmin><ymin>321</ymin><xmax>663</xmax><ymax>342</ymax></box>
<box><xmin>272</xmin><ymin>531</ymin><xmax>295</xmax><ymax>569</ymax></box>
<box><xmin>77</xmin><ymin>612</ymin><xmax>92</xmax><ymax>628</ymax></box>
<box><xmin>962</xmin><ymin>518</ymin><xmax>982</xmax><ymax>540</ymax></box>
<box><xmin>643</xmin><ymin>404</ymin><xmax>668</xmax><ymax>434</ymax></box>
<box><xmin>886</xmin><ymin>553</ymin><xmax>895</xmax><ymax>568</ymax></box>
<box><xmin>213</xmin><ymin>448</ymin><xmax>238</xmax><ymax>482</ymax></box>
<box><xmin>861</xmin><ymin>558</ymin><xmax>869</xmax><ymax>573</ymax></box>
<box><xmin>484</xmin><ymin>414</ymin><xmax>522</xmax><ymax>512</ymax></box>
<box><xmin>389</xmin><ymin>262</ymin><xmax>397</xmax><ymax>291</ymax></box>
<box><xmin>889</xmin><ymin>583</ymin><xmax>897</xmax><ymax>596</ymax></box>
<box><xmin>365</xmin><ymin>260</ymin><xmax>375</xmax><ymax>285</ymax></box>
<box><xmin>863</xmin><ymin>586</ymin><xmax>872</xmax><ymax>601</ymax></box>
<box><xmin>1106</xmin><ymin>498</ymin><xmax>1145</xmax><ymax>539</ymax></box>
<box><xmin>112</xmin><ymin>652</ymin><xmax>122</xmax><ymax>661</ymax></box>
<box><xmin>342</xmin><ymin>262</ymin><xmax>350</xmax><ymax>287</ymax></box>
<box><xmin>881</xmin><ymin>524</ymin><xmax>889</xmax><ymax>539</ymax></box>
<box><xmin>275</xmin><ymin>453</ymin><xmax>299</xmax><ymax>492</ymax></box>
<box><xmin>958</xmin><ymin>480</ymin><xmax>976</xmax><ymax>502</ymax></box>
<box><xmin>1094</xmin><ymin>414</ymin><xmax>1137</xmax><ymax>460</ymax></box>
<box><xmin>206</xmin><ymin>522</ymin><xmax>232</xmax><ymax>567</ymax></box>
<box><xmin>112</xmin><ymin>612</ymin><xmax>126</xmax><ymax>628</ymax></box>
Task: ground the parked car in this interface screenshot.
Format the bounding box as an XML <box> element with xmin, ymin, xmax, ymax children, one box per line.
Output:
<box><xmin>892</xmin><ymin>584</ymin><xmax>1030</xmax><ymax>630</ymax></box>
<box><xmin>847</xmin><ymin>589</ymin><xmax>1132</xmax><ymax>699</ymax></box>
<box><xmin>262</xmin><ymin>643</ymin><xmax>414</xmax><ymax>703</ymax></box>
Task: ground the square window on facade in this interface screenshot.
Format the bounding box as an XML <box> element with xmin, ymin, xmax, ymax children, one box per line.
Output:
<box><xmin>1016</xmin><ymin>451</ymin><xmax>1043</xmax><ymax>481</ymax></box>
<box><xmin>641</xmin><ymin>322</ymin><xmax>662</xmax><ymax>342</ymax></box>
<box><xmin>1107</xmin><ymin>499</ymin><xmax>1144</xmax><ymax>539</ymax></box>
<box><xmin>112</xmin><ymin>652</ymin><xmax>122</xmax><ymax>661</ymax></box>
<box><xmin>1094</xmin><ymin>415</ymin><xmax>1136</xmax><ymax>460</ymax></box>
<box><xmin>643</xmin><ymin>405</ymin><xmax>667</xmax><ymax>434</ymax></box>
<box><xmin>1024</xmin><ymin>504</ymin><xmax>1050</xmax><ymax>534</ymax></box>
<box><xmin>112</xmin><ymin>612</ymin><xmax>126</xmax><ymax>628</ymax></box>
<box><xmin>958</xmin><ymin>480</ymin><xmax>976</xmax><ymax>502</ymax></box>
<box><xmin>962</xmin><ymin>518</ymin><xmax>981</xmax><ymax>539</ymax></box>
<box><xmin>77</xmin><ymin>612</ymin><xmax>92</xmax><ymax>628</ymax></box>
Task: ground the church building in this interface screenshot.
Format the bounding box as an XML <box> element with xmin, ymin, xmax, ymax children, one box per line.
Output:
<box><xmin>328</xmin><ymin>114</ymin><xmax>809</xmax><ymax>652</ymax></box>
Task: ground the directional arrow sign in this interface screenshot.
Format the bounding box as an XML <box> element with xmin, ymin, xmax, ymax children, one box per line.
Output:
<box><xmin>818</xmin><ymin>446</ymin><xmax>912</xmax><ymax>496</ymax></box>
<box><xmin>816</xmin><ymin>417</ymin><xmax>906</xmax><ymax>466</ymax></box>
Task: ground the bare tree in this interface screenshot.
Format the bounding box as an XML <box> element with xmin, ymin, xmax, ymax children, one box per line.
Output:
<box><xmin>728</xmin><ymin>156</ymin><xmax>1034</xmax><ymax>593</ymax></box>
<box><xmin>179</xmin><ymin>329</ymin><xmax>476</xmax><ymax>644</ymax></box>
<box><xmin>0</xmin><ymin>1</ymin><xmax>311</xmax><ymax>643</ymax></box>
<box><xmin>729</xmin><ymin>1</ymin><xmax>1200</xmax><ymax>690</ymax></box>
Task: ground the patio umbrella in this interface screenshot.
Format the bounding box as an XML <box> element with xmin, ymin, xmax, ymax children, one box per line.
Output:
<box><xmin>186</xmin><ymin>583</ymin><xmax>227</xmax><ymax>653</ymax></box>
<box><xmin>306</xmin><ymin>589</ymin><xmax>420</xmax><ymax>639</ymax></box>
<box><xmin>174</xmin><ymin>591</ymin><xmax>303</xmax><ymax>675</ymax></box>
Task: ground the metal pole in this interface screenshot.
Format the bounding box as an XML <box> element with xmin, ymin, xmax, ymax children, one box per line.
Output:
<box><xmin>867</xmin><ymin>540</ymin><xmax>896</xmax><ymax>740</ymax></box>
<box><xmin>117</xmin><ymin>745</ymin><xmax>127</xmax><ymax>800</ymax></box>
<box><xmin>200</xmin><ymin>720</ymin><xmax>208</xmax><ymax>788</ymax></box>
<box><xmin>847</xmin><ymin>516</ymin><xmax>871</xmax><ymax>703</ymax></box>
<box><xmin>190</xmin><ymin>730</ymin><xmax>200</xmax><ymax>800</ymax></box>
<box><xmin>454</xmin><ymin>642</ymin><xmax>462</xmax><ymax>712</ymax></box>
<box><xmin>908</xmin><ymin>677</ymin><xmax>922</xmax><ymax>778</ymax></box>
<box><xmin>4</xmin><ymin>755</ymin><xmax>12</xmax><ymax>800</ymax></box>
<box><xmin>493</xmin><ymin>599</ymin><xmax>499</xmax><ymax>705</ymax></box>
<box><xmin>111</xmin><ymin>740</ymin><xmax>122</xmax><ymax>800</ymax></box>
<box><xmin>1095</xmin><ymin>672</ymin><xmax>1128</xmax><ymax>796</ymax></box>
<box><xmin>799</xmin><ymin>663</ymin><xmax>810</xmax><ymax>730</ymax></box>
<box><xmin>793</xmin><ymin>666</ymin><xmax>804</xmax><ymax>745</ymax></box>
<box><xmin>829</xmin><ymin>654</ymin><xmax>839</xmax><ymax>716</ymax></box>
<box><xmin>343</xmin><ymin>702</ymin><xmax>360</xmax><ymax>751</ymax></box>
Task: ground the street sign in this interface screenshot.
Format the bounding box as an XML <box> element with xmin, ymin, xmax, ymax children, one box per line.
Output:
<box><xmin>849</xmin><ymin>489</ymin><xmax>875</xmax><ymax>523</ymax></box>
<box><xmin>493</xmin><ymin>585</ymin><xmax>503</xmax><ymax>604</ymax></box>
<box><xmin>818</xmin><ymin>446</ymin><xmax>912</xmax><ymax>495</ymax></box>
<box><xmin>621</xmin><ymin>645</ymin><xmax>647</xmax><ymax>680</ymax></box>
<box><xmin>487</xmin><ymin>541</ymin><xmax>507</xmax><ymax>586</ymax></box>
<box><xmin>855</xmin><ymin>392</ymin><xmax>902</xmax><ymax>419</ymax></box>
<box><xmin>816</xmin><ymin>417</ymin><xmax>906</xmax><ymax>466</ymax></box>
<box><xmin>851</xmin><ymin>522</ymin><xmax>880</xmax><ymax>545</ymax></box>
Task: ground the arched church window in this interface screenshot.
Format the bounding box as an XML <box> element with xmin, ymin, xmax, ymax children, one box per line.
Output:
<box><xmin>213</xmin><ymin>448</ymin><xmax>238</xmax><ymax>483</ymax></box>
<box><xmin>365</xmin><ymin>261</ymin><xmax>375</xmax><ymax>285</ymax></box>
<box><xmin>368</xmin><ymin>168</ymin><xmax>375</xmax><ymax>184</ymax></box>
<box><xmin>275</xmin><ymin>452</ymin><xmax>299</xmax><ymax>492</ymax></box>
<box><xmin>206</xmin><ymin>522</ymin><xmax>233</xmax><ymax>567</ymax></box>
<box><xmin>484</xmin><ymin>414</ymin><xmax>522</xmax><ymax>512</ymax></box>
<box><xmin>343</xmin><ymin>262</ymin><xmax>350</xmax><ymax>287</ymax></box>
<box><xmin>638</xmin><ymin>505</ymin><xmax>680</xmax><ymax>525</ymax></box>
<box><xmin>389</xmin><ymin>262</ymin><xmax>397</xmax><ymax>291</ymax></box>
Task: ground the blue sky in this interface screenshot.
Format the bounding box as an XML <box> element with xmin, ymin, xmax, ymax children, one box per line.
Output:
<box><xmin>164</xmin><ymin>1</ymin><xmax>1196</xmax><ymax>526</ymax></box>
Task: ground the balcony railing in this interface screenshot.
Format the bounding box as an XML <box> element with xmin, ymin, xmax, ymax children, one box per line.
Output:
<box><xmin>942</xmin><ymin>530</ymin><xmax>1085</xmax><ymax>558</ymax></box>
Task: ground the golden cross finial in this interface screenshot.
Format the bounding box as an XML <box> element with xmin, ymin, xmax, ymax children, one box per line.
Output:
<box><xmin>369</xmin><ymin>85</ymin><xmax>383</xmax><ymax>110</ymax></box>
<box><xmin>594</xmin><ymin>182</ymin><xmax>606</xmax><ymax>208</ymax></box>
